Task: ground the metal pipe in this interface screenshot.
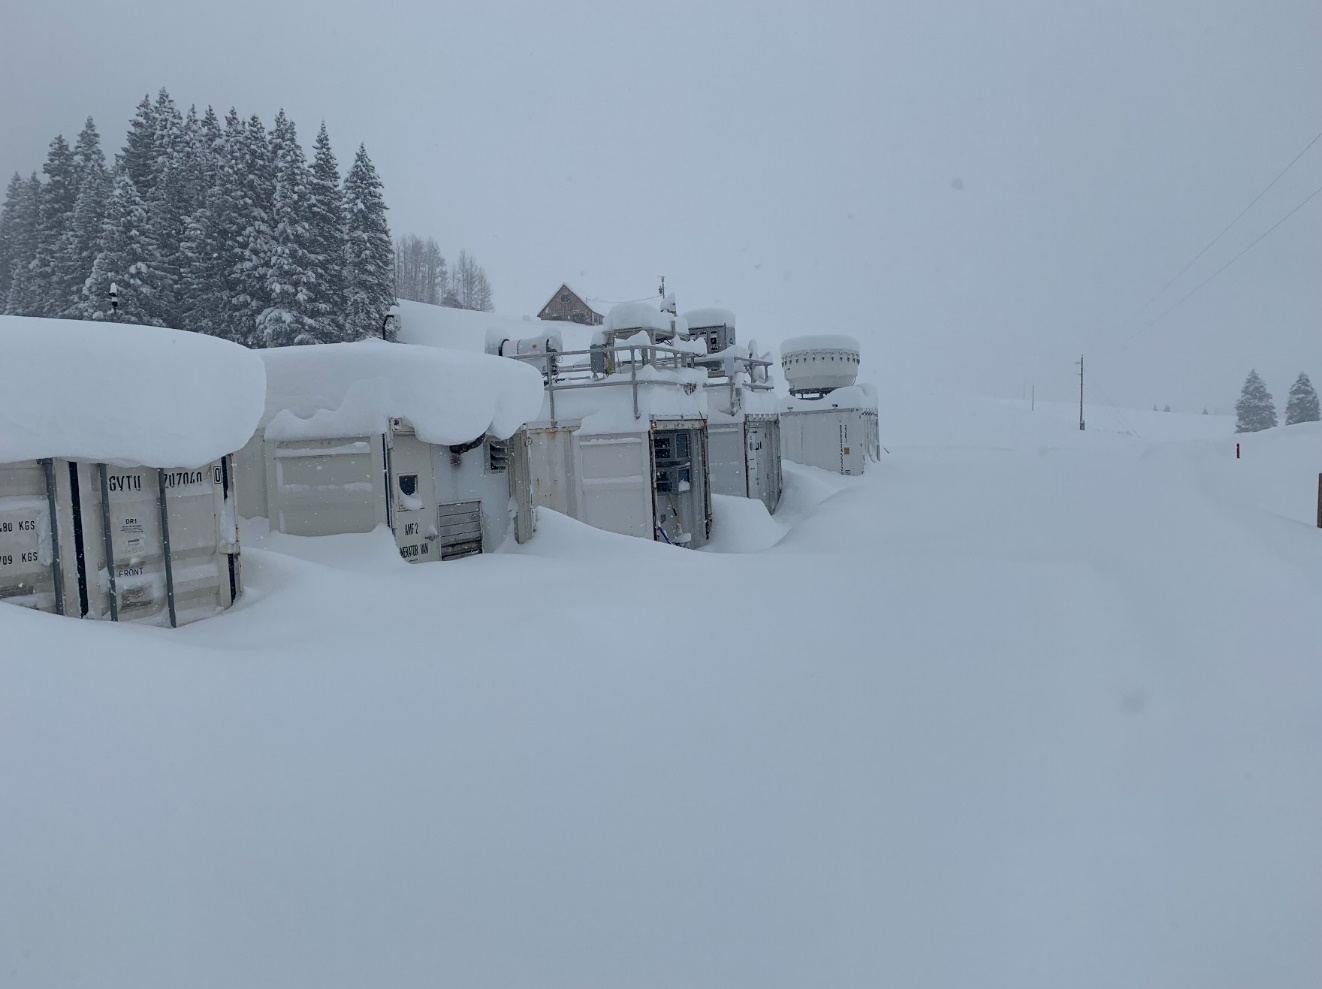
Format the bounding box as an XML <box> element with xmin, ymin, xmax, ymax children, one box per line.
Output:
<box><xmin>631</xmin><ymin>346</ymin><xmax>639</xmax><ymax>420</ymax></box>
<box><xmin>156</xmin><ymin>469</ymin><xmax>177</xmax><ymax>629</ymax></box>
<box><xmin>39</xmin><ymin>458</ymin><xmax>65</xmax><ymax>616</ymax></box>
<box><xmin>96</xmin><ymin>463</ymin><xmax>118</xmax><ymax>621</ymax></box>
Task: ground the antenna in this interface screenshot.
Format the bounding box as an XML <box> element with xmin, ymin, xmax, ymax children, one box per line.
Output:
<box><xmin>658</xmin><ymin>275</ymin><xmax>665</xmax><ymax>298</ymax></box>
<box><xmin>1076</xmin><ymin>355</ymin><xmax>1086</xmax><ymax>431</ymax></box>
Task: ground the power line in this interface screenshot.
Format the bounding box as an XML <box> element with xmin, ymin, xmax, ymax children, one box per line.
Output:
<box><xmin>1123</xmin><ymin>131</ymin><xmax>1322</xmax><ymax>324</ymax></box>
<box><xmin>586</xmin><ymin>293</ymin><xmax>660</xmax><ymax>306</ymax></box>
<box><xmin>1124</xmin><ymin>182</ymin><xmax>1322</xmax><ymax>345</ymax></box>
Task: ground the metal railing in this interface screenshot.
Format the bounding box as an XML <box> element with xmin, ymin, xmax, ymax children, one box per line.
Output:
<box><xmin>510</xmin><ymin>342</ymin><xmax>771</xmax><ymax>423</ymax></box>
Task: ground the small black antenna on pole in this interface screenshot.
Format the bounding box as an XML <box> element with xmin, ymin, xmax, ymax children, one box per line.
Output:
<box><xmin>1077</xmin><ymin>355</ymin><xmax>1086</xmax><ymax>431</ymax></box>
<box><xmin>658</xmin><ymin>275</ymin><xmax>665</xmax><ymax>298</ymax></box>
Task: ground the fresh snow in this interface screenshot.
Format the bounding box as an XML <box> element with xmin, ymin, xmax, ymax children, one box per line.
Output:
<box><xmin>603</xmin><ymin>300</ymin><xmax>682</xmax><ymax>335</ymax></box>
<box><xmin>2</xmin><ymin>390</ymin><xmax>1321</xmax><ymax>988</ymax></box>
<box><xmin>258</xmin><ymin>339</ymin><xmax>545</xmax><ymax>444</ymax></box>
<box><xmin>780</xmin><ymin>333</ymin><xmax>861</xmax><ymax>355</ymax></box>
<box><xmin>0</xmin><ymin>315</ymin><xmax>266</xmax><ymax>467</ymax></box>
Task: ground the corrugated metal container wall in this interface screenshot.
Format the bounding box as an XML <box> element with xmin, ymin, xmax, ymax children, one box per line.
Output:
<box><xmin>76</xmin><ymin>459</ymin><xmax>240</xmax><ymax>627</ymax></box>
<box><xmin>0</xmin><ymin>459</ymin><xmax>78</xmax><ymax>615</ymax></box>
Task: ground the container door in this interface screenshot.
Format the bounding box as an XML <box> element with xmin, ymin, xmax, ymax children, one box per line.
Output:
<box><xmin>0</xmin><ymin>460</ymin><xmax>67</xmax><ymax>614</ymax></box>
<box><xmin>268</xmin><ymin>435</ymin><xmax>383</xmax><ymax>536</ymax></box>
<box><xmin>524</xmin><ymin>426</ymin><xmax>579</xmax><ymax>517</ymax></box>
<box><xmin>389</xmin><ymin>431</ymin><xmax>441</xmax><ymax>563</ymax></box>
<box><xmin>576</xmin><ymin>434</ymin><xmax>653</xmax><ymax>539</ymax></box>
<box><xmin>506</xmin><ymin>432</ymin><xmax>536</xmax><ymax>544</ymax></box>
<box><xmin>746</xmin><ymin>420</ymin><xmax>776</xmax><ymax>511</ymax></box>
<box><xmin>161</xmin><ymin>462</ymin><xmax>234</xmax><ymax>622</ymax></box>
<box><xmin>706</xmin><ymin>423</ymin><xmax>747</xmax><ymax>498</ymax></box>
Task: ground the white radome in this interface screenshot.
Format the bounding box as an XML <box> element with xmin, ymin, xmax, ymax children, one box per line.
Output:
<box><xmin>779</xmin><ymin>334</ymin><xmax>861</xmax><ymax>396</ymax></box>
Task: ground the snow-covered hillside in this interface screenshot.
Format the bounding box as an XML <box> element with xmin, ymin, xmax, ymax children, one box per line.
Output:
<box><xmin>2</xmin><ymin>394</ymin><xmax>1320</xmax><ymax>988</ymax></box>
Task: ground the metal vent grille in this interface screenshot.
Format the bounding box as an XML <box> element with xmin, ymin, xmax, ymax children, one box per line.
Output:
<box><xmin>487</xmin><ymin>440</ymin><xmax>509</xmax><ymax>473</ymax></box>
<box><xmin>437</xmin><ymin>501</ymin><xmax>483</xmax><ymax>559</ymax></box>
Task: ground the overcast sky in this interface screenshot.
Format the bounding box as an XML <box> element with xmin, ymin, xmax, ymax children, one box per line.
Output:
<box><xmin>3</xmin><ymin>0</ymin><xmax>1318</xmax><ymax>411</ymax></box>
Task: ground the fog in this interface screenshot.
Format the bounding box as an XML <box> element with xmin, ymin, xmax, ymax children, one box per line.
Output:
<box><xmin>2</xmin><ymin>0</ymin><xmax>1318</xmax><ymax>412</ymax></box>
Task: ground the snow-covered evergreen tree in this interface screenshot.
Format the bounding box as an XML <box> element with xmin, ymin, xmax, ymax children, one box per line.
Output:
<box><xmin>1234</xmin><ymin>370</ymin><xmax>1277</xmax><ymax>433</ymax></box>
<box><xmin>1163</xmin><ymin>404</ymin><xmax>1171</xmax><ymax>413</ymax></box>
<box><xmin>81</xmin><ymin>171</ymin><xmax>159</xmax><ymax>323</ymax></box>
<box><xmin>176</xmin><ymin>106</ymin><xmax>229</xmax><ymax>337</ymax></box>
<box><xmin>56</xmin><ymin>118</ymin><xmax>109</xmax><ymax>314</ymax></box>
<box><xmin>4</xmin><ymin>174</ymin><xmax>43</xmax><ymax>316</ymax></box>
<box><xmin>223</xmin><ymin>114</ymin><xmax>277</xmax><ymax>346</ymax></box>
<box><xmin>256</xmin><ymin>110</ymin><xmax>321</xmax><ymax>347</ymax></box>
<box><xmin>1284</xmin><ymin>372</ymin><xmax>1320</xmax><ymax>425</ymax></box>
<box><xmin>31</xmin><ymin>135</ymin><xmax>79</xmax><ymax>315</ymax></box>
<box><xmin>0</xmin><ymin>172</ymin><xmax>23</xmax><ymax>306</ymax></box>
<box><xmin>307</xmin><ymin>122</ymin><xmax>347</xmax><ymax>341</ymax></box>
<box><xmin>342</xmin><ymin>144</ymin><xmax>394</xmax><ymax>340</ymax></box>
<box><xmin>140</xmin><ymin>90</ymin><xmax>189</xmax><ymax>327</ymax></box>
<box><xmin>120</xmin><ymin>94</ymin><xmax>158</xmax><ymax>198</ymax></box>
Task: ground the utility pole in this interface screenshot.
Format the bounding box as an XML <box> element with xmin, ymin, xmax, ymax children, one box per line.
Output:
<box><xmin>1077</xmin><ymin>355</ymin><xmax>1086</xmax><ymax>431</ymax></box>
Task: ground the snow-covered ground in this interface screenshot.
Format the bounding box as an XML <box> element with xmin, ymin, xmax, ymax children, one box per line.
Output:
<box><xmin>3</xmin><ymin>392</ymin><xmax>1321</xmax><ymax>988</ymax></box>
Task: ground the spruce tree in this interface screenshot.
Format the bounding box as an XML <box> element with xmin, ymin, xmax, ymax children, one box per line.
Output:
<box><xmin>57</xmin><ymin>118</ymin><xmax>109</xmax><ymax>314</ymax></box>
<box><xmin>61</xmin><ymin>165</ymin><xmax>110</xmax><ymax>316</ymax></box>
<box><xmin>4</xmin><ymin>174</ymin><xmax>43</xmax><ymax>316</ymax></box>
<box><xmin>307</xmin><ymin>122</ymin><xmax>347</xmax><ymax>341</ymax></box>
<box><xmin>176</xmin><ymin>107</ymin><xmax>229</xmax><ymax>337</ymax></box>
<box><xmin>32</xmin><ymin>135</ymin><xmax>79</xmax><ymax>315</ymax></box>
<box><xmin>0</xmin><ymin>172</ymin><xmax>22</xmax><ymax>305</ymax></box>
<box><xmin>81</xmin><ymin>171</ymin><xmax>159</xmax><ymax>323</ymax></box>
<box><xmin>342</xmin><ymin>144</ymin><xmax>394</xmax><ymax>340</ymax></box>
<box><xmin>142</xmin><ymin>90</ymin><xmax>188</xmax><ymax>327</ymax></box>
<box><xmin>1284</xmin><ymin>372</ymin><xmax>1320</xmax><ymax>425</ymax></box>
<box><xmin>120</xmin><ymin>94</ymin><xmax>158</xmax><ymax>198</ymax></box>
<box><xmin>225</xmin><ymin>114</ymin><xmax>277</xmax><ymax>346</ymax></box>
<box><xmin>257</xmin><ymin>110</ymin><xmax>321</xmax><ymax>347</ymax></box>
<box><xmin>1234</xmin><ymin>370</ymin><xmax>1278</xmax><ymax>433</ymax></box>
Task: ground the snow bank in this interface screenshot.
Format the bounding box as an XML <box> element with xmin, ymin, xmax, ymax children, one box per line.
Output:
<box><xmin>780</xmin><ymin>334</ymin><xmax>861</xmax><ymax>355</ymax></box>
<box><xmin>682</xmin><ymin>307</ymin><xmax>736</xmax><ymax>329</ymax></box>
<box><xmin>259</xmin><ymin>340</ymin><xmax>545</xmax><ymax>445</ymax></box>
<box><xmin>0</xmin><ymin>315</ymin><xmax>266</xmax><ymax>468</ymax></box>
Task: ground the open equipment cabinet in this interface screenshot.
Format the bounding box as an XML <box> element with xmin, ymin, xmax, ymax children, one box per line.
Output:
<box><xmin>0</xmin><ymin>455</ymin><xmax>242</xmax><ymax>627</ymax></box>
<box><xmin>517</xmin><ymin>415</ymin><xmax>713</xmax><ymax>548</ymax></box>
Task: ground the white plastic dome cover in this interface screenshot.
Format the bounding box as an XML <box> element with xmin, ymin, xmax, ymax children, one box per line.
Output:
<box><xmin>259</xmin><ymin>340</ymin><xmax>546</xmax><ymax>444</ymax></box>
<box><xmin>0</xmin><ymin>316</ymin><xmax>266</xmax><ymax>468</ymax></box>
<box><xmin>779</xmin><ymin>334</ymin><xmax>861</xmax><ymax>356</ymax></box>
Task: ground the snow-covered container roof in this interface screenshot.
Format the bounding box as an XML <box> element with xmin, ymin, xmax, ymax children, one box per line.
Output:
<box><xmin>780</xmin><ymin>334</ymin><xmax>861</xmax><ymax>355</ymax></box>
<box><xmin>259</xmin><ymin>340</ymin><xmax>545</xmax><ymax>444</ymax></box>
<box><xmin>604</xmin><ymin>302</ymin><xmax>680</xmax><ymax>335</ymax></box>
<box><xmin>0</xmin><ymin>316</ymin><xmax>266</xmax><ymax>468</ymax></box>
<box><xmin>683</xmin><ymin>307</ymin><xmax>736</xmax><ymax>329</ymax></box>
